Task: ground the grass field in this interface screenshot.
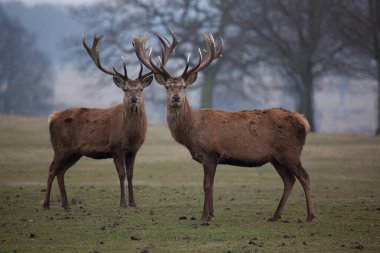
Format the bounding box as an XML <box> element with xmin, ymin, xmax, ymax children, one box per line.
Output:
<box><xmin>0</xmin><ymin>115</ymin><xmax>379</xmax><ymax>253</ymax></box>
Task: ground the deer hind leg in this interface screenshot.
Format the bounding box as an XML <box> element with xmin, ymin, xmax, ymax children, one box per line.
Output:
<box><xmin>56</xmin><ymin>154</ymin><xmax>81</xmax><ymax>210</ymax></box>
<box><xmin>42</xmin><ymin>160</ymin><xmax>58</xmax><ymax>209</ymax></box>
<box><xmin>125</xmin><ymin>153</ymin><xmax>137</xmax><ymax>207</ymax></box>
<box><xmin>113</xmin><ymin>154</ymin><xmax>127</xmax><ymax>208</ymax></box>
<box><xmin>268</xmin><ymin>161</ymin><xmax>296</xmax><ymax>222</ymax></box>
<box><xmin>287</xmin><ymin>160</ymin><xmax>315</xmax><ymax>222</ymax></box>
<box><xmin>42</xmin><ymin>154</ymin><xmax>80</xmax><ymax>210</ymax></box>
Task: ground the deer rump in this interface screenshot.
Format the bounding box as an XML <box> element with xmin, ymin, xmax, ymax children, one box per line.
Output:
<box><xmin>185</xmin><ymin>108</ymin><xmax>309</xmax><ymax>168</ymax></box>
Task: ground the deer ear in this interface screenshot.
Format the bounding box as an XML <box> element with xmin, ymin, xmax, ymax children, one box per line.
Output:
<box><xmin>154</xmin><ymin>73</ymin><xmax>167</xmax><ymax>85</ymax></box>
<box><xmin>185</xmin><ymin>72</ymin><xmax>198</xmax><ymax>86</ymax></box>
<box><xmin>142</xmin><ymin>75</ymin><xmax>153</xmax><ymax>87</ymax></box>
<box><xmin>113</xmin><ymin>77</ymin><xmax>125</xmax><ymax>89</ymax></box>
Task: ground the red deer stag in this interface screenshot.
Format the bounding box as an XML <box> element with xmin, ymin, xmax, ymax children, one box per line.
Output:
<box><xmin>133</xmin><ymin>32</ymin><xmax>315</xmax><ymax>222</ymax></box>
<box><xmin>42</xmin><ymin>32</ymin><xmax>178</xmax><ymax>210</ymax></box>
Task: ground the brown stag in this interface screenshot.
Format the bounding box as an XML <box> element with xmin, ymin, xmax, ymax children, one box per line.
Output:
<box><xmin>133</xmin><ymin>31</ymin><xmax>315</xmax><ymax>222</ymax></box>
<box><xmin>42</xmin><ymin>31</ymin><xmax>178</xmax><ymax>210</ymax></box>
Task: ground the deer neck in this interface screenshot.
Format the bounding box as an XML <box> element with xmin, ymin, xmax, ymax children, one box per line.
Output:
<box><xmin>166</xmin><ymin>96</ymin><xmax>196</xmax><ymax>147</ymax></box>
<box><xmin>122</xmin><ymin>101</ymin><xmax>147</xmax><ymax>135</ymax></box>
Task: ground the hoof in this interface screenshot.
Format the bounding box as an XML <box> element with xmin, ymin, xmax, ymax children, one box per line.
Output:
<box><xmin>62</xmin><ymin>205</ymin><xmax>70</xmax><ymax>211</ymax></box>
<box><xmin>268</xmin><ymin>215</ymin><xmax>281</xmax><ymax>222</ymax></box>
<box><xmin>201</xmin><ymin>214</ymin><xmax>212</xmax><ymax>222</ymax></box>
<box><xmin>120</xmin><ymin>203</ymin><xmax>128</xmax><ymax>208</ymax></box>
<box><xmin>129</xmin><ymin>202</ymin><xmax>137</xmax><ymax>208</ymax></box>
<box><xmin>201</xmin><ymin>220</ymin><xmax>210</xmax><ymax>226</ymax></box>
<box><xmin>306</xmin><ymin>214</ymin><xmax>315</xmax><ymax>222</ymax></box>
<box><xmin>41</xmin><ymin>201</ymin><xmax>50</xmax><ymax>210</ymax></box>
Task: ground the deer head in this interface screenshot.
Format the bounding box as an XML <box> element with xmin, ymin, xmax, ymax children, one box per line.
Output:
<box><xmin>133</xmin><ymin>30</ymin><xmax>223</xmax><ymax>108</ymax></box>
<box><xmin>82</xmin><ymin>34</ymin><xmax>153</xmax><ymax>112</ymax></box>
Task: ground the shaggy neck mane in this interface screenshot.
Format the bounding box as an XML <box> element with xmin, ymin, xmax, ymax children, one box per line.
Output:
<box><xmin>166</xmin><ymin>97</ymin><xmax>196</xmax><ymax>147</ymax></box>
<box><xmin>122</xmin><ymin>102</ymin><xmax>147</xmax><ymax>135</ymax></box>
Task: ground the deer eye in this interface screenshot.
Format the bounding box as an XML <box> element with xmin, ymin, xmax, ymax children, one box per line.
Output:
<box><xmin>140</xmin><ymin>88</ymin><xmax>143</xmax><ymax>92</ymax></box>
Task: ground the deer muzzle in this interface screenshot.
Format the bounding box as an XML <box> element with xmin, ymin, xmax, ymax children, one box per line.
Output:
<box><xmin>172</xmin><ymin>94</ymin><xmax>181</xmax><ymax>103</ymax></box>
<box><xmin>130</xmin><ymin>96</ymin><xmax>138</xmax><ymax>104</ymax></box>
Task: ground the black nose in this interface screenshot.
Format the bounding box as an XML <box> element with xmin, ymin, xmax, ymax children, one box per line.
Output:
<box><xmin>131</xmin><ymin>96</ymin><xmax>138</xmax><ymax>104</ymax></box>
<box><xmin>172</xmin><ymin>94</ymin><xmax>181</xmax><ymax>102</ymax></box>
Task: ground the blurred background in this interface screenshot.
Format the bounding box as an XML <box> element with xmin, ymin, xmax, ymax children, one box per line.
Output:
<box><xmin>0</xmin><ymin>0</ymin><xmax>379</xmax><ymax>134</ymax></box>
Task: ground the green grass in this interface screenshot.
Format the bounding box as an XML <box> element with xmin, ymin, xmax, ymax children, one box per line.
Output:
<box><xmin>0</xmin><ymin>115</ymin><xmax>379</xmax><ymax>252</ymax></box>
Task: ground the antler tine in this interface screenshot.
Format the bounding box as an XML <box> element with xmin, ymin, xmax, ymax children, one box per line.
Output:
<box><xmin>215</xmin><ymin>36</ymin><xmax>224</xmax><ymax>59</ymax></box>
<box><xmin>202</xmin><ymin>33</ymin><xmax>216</xmax><ymax>66</ymax></box>
<box><xmin>181</xmin><ymin>53</ymin><xmax>191</xmax><ymax>76</ymax></box>
<box><xmin>138</xmin><ymin>63</ymin><xmax>143</xmax><ymax>79</ymax></box>
<box><xmin>182</xmin><ymin>49</ymin><xmax>203</xmax><ymax>77</ymax></box>
<box><xmin>156</xmin><ymin>27</ymin><xmax>180</xmax><ymax>66</ymax></box>
<box><xmin>157</xmin><ymin>56</ymin><xmax>171</xmax><ymax>77</ymax></box>
<box><xmin>182</xmin><ymin>33</ymin><xmax>221</xmax><ymax>78</ymax></box>
<box><xmin>122</xmin><ymin>56</ymin><xmax>128</xmax><ymax>78</ymax></box>
<box><xmin>112</xmin><ymin>56</ymin><xmax>129</xmax><ymax>80</ymax></box>
<box><xmin>153</xmin><ymin>27</ymin><xmax>180</xmax><ymax>76</ymax></box>
<box><xmin>82</xmin><ymin>33</ymin><xmax>127</xmax><ymax>80</ymax></box>
<box><xmin>133</xmin><ymin>34</ymin><xmax>162</xmax><ymax>74</ymax></box>
<box><xmin>134</xmin><ymin>28</ymin><xmax>179</xmax><ymax>78</ymax></box>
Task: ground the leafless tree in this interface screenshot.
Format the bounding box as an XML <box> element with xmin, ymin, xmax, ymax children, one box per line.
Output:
<box><xmin>68</xmin><ymin>0</ymin><xmax>237</xmax><ymax>109</ymax></box>
<box><xmin>229</xmin><ymin>0</ymin><xmax>350</xmax><ymax>131</ymax></box>
<box><xmin>0</xmin><ymin>6</ymin><xmax>53</xmax><ymax>115</ymax></box>
<box><xmin>331</xmin><ymin>0</ymin><xmax>380</xmax><ymax>134</ymax></box>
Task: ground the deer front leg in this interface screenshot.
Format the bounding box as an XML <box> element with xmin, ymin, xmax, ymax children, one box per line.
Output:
<box><xmin>113</xmin><ymin>155</ymin><xmax>127</xmax><ymax>208</ymax></box>
<box><xmin>57</xmin><ymin>173</ymin><xmax>69</xmax><ymax>210</ymax></box>
<box><xmin>209</xmin><ymin>176</ymin><xmax>216</xmax><ymax>218</ymax></box>
<box><xmin>201</xmin><ymin>157</ymin><xmax>217</xmax><ymax>222</ymax></box>
<box><xmin>125</xmin><ymin>153</ymin><xmax>137</xmax><ymax>207</ymax></box>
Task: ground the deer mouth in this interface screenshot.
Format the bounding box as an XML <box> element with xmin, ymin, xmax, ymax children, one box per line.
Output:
<box><xmin>130</xmin><ymin>103</ymin><xmax>139</xmax><ymax>112</ymax></box>
<box><xmin>170</xmin><ymin>101</ymin><xmax>182</xmax><ymax>108</ymax></box>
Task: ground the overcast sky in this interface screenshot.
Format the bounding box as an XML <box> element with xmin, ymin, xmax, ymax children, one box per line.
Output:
<box><xmin>0</xmin><ymin>0</ymin><xmax>94</xmax><ymax>6</ymax></box>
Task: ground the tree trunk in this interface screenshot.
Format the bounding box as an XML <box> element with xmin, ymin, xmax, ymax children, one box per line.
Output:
<box><xmin>376</xmin><ymin>60</ymin><xmax>380</xmax><ymax>135</ymax></box>
<box><xmin>200</xmin><ymin>70</ymin><xmax>217</xmax><ymax>109</ymax></box>
<box><xmin>299</xmin><ymin>74</ymin><xmax>315</xmax><ymax>132</ymax></box>
<box><xmin>0</xmin><ymin>92</ymin><xmax>10</xmax><ymax>114</ymax></box>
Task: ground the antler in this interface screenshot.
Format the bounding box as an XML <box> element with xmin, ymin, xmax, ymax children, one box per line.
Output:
<box><xmin>82</xmin><ymin>34</ymin><xmax>129</xmax><ymax>81</ymax></box>
<box><xmin>156</xmin><ymin>27</ymin><xmax>180</xmax><ymax>66</ymax></box>
<box><xmin>182</xmin><ymin>33</ymin><xmax>224</xmax><ymax>79</ymax></box>
<box><xmin>133</xmin><ymin>30</ymin><xmax>223</xmax><ymax>79</ymax></box>
<box><xmin>133</xmin><ymin>28</ymin><xmax>179</xmax><ymax>78</ymax></box>
<box><xmin>133</xmin><ymin>34</ymin><xmax>159</xmax><ymax>73</ymax></box>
